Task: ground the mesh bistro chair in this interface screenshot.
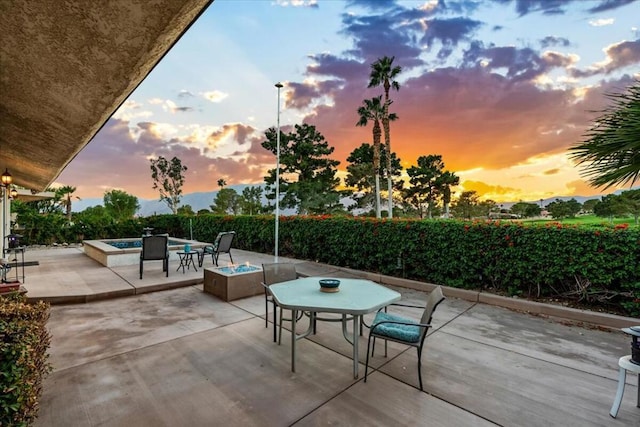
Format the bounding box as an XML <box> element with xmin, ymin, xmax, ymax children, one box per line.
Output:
<box><xmin>261</xmin><ymin>263</ymin><xmax>300</xmax><ymax>343</ymax></box>
<box><xmin>139</xmin><ymin>234</ymin><xmax>169</xmax><ymax>279</ymax></box>
<box><xmin>364</xmin><ymin>286</ymin><xmax>445</xmax><ymax>391</ymax></box>
<box><xmin>198</xmin><ymin>231</ymin><xmax>235</xmax><ymax>267</ymax></box>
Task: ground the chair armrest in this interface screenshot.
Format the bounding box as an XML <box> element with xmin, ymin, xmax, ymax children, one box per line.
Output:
<box><xmin>376</xmin><ymin>302</ymin><xmax>424</xmax><ymax>314</ymax></box>
<box><xmin>388</xmin><ymin>302</ymin><xmax>424</xmax><ymax>309</ymax></box>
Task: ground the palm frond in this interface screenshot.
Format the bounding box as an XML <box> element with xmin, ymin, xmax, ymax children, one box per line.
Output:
<box><xmin>569</xmin><ymin>80</ymin><xmax>640</xmax><ymax>189</ymax></box>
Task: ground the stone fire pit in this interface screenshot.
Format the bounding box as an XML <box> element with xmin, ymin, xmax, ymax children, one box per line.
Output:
<box><xmin>203</xmin><ymin>264</ymin><xmax>263</xmax><ymax>302</ymax></box>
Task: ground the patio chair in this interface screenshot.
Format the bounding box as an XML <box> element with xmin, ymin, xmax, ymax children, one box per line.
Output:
<box><xmin>139</xmin><ymin>234</ymin><xmax>169</xmax><ymax>279</ymax></box>
<box><xmin>364</xmin><ymin>286</ymin><xmax>445</xmax><ymax>391</ymax></box>
<box><xmin>198</xmin><ymin>231</ymin><xmax>235</xmax><ymax>267</ymax></box>
<box><xmin>261</xmin><ymin>263</ymin><xmax>301</xmax><ymax>343</ymax></box>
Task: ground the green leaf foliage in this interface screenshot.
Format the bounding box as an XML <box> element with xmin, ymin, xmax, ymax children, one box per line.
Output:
<box><xmin>7</xmin><ymin>211</ymin><xmax>640</xmax><ymax>317</ymax></box>
<box><xmin>142</xmin><ymin>215</ymin><xmax>640</xmax><ymax>316</ymax></box>
<box><xmin>0</xmin><ymin>294</ymin><xmax>52</xmax><ymax>426</ymax></box>
<box><xmin>261</xmin><ymin>124</ymin><xmax>341</xmax><ymax>215</ymax></box>
<box><xmin>150</xmin><ymin>156</ymin><xmax>188</xmax><ymax>214</ymax></box>
<box><xmin>570</xmin><ymin>79</ymin><xmax>640</xmax><ymax>188</ymax></box>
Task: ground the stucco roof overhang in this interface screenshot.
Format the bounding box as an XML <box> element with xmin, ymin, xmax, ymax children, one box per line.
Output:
<box><xmin>0</xmin><ymin>0</ymin><xmax>213</xmax><ymax>192</ymax></box>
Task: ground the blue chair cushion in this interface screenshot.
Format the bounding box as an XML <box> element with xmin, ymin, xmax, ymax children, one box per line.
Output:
<box><xmin>372</xmin><ymin>312</ymin><xmax>421</xmax><ymax>343</ymax></box>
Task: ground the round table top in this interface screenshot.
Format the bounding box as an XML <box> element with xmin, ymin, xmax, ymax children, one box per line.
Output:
<box><xmin>622</xmin><ymin>326</ymin><xmax>640</xmax><ymax>337</ymax></box>
<box><xmin>619</xmin><ymin>355</ymin><xmax>640</xmax><ymax>372</ymax></box>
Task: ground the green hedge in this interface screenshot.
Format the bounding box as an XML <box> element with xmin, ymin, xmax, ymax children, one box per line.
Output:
<box><xmin>20</xmin><ymin>214</ymin><xmax>640</xmax><ymax>316</ymax></box>
<box><xmin>142</xmin><ymin>215</ymin><xmax>638</xmax><ymax>316</ymax></box>
<box><xmin>0</xmin><ymin>294</ymin><xmax>52</xmax><ymax>426</ymax></box>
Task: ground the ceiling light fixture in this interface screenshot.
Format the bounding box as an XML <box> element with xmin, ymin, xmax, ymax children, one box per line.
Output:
<box><xmin>1</xmin><ymin>169</ymin><xmax>12</xmax><ymax>186</ymax></box>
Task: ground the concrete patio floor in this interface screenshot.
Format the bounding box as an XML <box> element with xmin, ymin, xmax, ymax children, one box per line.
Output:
<box><xmin>11</xmin><ymin>246</ymin><xmax>640</xmax><ymax>426</ymax></box>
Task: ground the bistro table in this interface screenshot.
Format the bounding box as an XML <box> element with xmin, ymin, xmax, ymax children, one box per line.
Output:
<box><xmin>176</xmin><ymin>250</ymin><xmax>198</xmax><ymax>273</ymax></box>
<box><xmin>269</xmin><ymin>277</ymin><xmax>401</xmax><ymax>378</ymax></box>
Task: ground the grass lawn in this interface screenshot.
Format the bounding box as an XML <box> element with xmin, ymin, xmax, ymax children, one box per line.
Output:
<box><xmin>521</xmin><ymin>214</ymin><xmax>638</xmax><ymax>227</ymax></box>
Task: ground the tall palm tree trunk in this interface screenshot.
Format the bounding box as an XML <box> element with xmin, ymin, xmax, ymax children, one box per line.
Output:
<box><xmin>66</xmin><ymin>195</ymin><xmax>72</xmax><ymax>220</ymax></box>
<box><xmin>386</xmin><ymin>172</ymin><xmax>392</xmax><ymax>218</ymax></box>
<box><xmin>373</xmin><ymin>124</ymin><xmax>382</xmax><ymax>219</ymax></box>
<box><xmin>383</xmin><ymin>113</ymin><xmax>393</xmax><ymax>219</ymax></box>
<box><xmin>375</xmin><ymin>174</ymin><xmax>381</xmax><ymax>218</ymax></box>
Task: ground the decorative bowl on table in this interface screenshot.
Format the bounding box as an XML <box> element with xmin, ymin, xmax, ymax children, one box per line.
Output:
<box><xmin>319</xmin><ymin>279</ymin><xmax>340</xmax><ymax>293</ymax></box>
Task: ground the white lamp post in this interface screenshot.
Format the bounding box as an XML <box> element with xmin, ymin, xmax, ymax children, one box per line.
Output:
<box><xmin>275</xmin><ymin>82</ymin><xmax>283</xmax><ymax>262</ymax></box>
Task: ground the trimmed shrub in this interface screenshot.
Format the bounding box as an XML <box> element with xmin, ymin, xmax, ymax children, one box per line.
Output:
<box><xmin>17</xmin><ymin>213</ymin><xmax>640</xmax><ymax>315</ymax></box>
<box><xmin>0</xmin><ymin>293</ymin><xmax>52</xmax><ymax>426</ymax></box>
<box><xmin>141</xmin><ymin>215</ymin><xmax>638</xmax><ymax>316</ymax></box>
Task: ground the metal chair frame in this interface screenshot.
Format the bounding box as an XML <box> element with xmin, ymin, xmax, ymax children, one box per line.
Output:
<box><xmin>261</xmin><ymin>263</ymin><xmax>302</xmax><ymax>343</ymax></box>
<box><xmin>364</xmin><ymin>286</ymin><xmax>445</xmax><ymax>391</ymax></box>
<box><xmin>198</xmin><ymin>231</ymin><xmax>235</xmax><ymax>267</ymax></box>
<box><xmin>139</xmin><ymin>234</ymin><xmax>169</xmax><ymax>279</ymax></box>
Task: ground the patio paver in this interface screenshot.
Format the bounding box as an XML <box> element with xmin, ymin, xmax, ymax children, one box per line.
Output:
<box><xmin>11</xmin><ymin>247</ymin><xmax>638</xmax><ymax>426</ymax></box>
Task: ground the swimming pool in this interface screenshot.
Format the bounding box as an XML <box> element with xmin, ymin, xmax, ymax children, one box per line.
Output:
<box><xmin>83</xmin><ymin>238</ymin><xmax>209</xmax><ymax>267</ymax></box>
<box><xmin>106</xmin><ymin>239</ymin><xmax>185</xmax><ymax>249</ymax></box>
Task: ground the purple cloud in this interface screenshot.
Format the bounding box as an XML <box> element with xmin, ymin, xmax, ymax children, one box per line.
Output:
<box><xmin>587</xmin><ymin>0</ymin><xmax>636</xmax><ymax>13</ymax></box>
<box><xmin>540</xmin><ymin>36</ymin><xmax>570</xmax><ymax>48</ymax></box>
<box><xmin>420</xmin><ymin>17</ymin><xmax>483</xmax><ymax>59</ymax></box>
<box><xmin>571</xmin><ymin>39</ymin><xmax>640</xmax><ymax>77</ymax></box>
<box><xmin>463</xmin><ymin>42</ymin><xmax>560</xmax><ymax>82</ymax></box>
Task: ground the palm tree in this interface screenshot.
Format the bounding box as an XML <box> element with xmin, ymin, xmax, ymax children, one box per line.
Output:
<box><xmin>368</xmin><ymin>56</ymin><xmax>402</xmax><ymax>218</ymax></box>
<box><xmin>356</xmin><ymin>96</ymin><xmax>386</xmax><ymax>218</ymax></box>
<box><xmin>56</xmin><ymin>185</ymin><xmax>79</xmax><ymax>221</ymax></box>
<box><xmin>569</xmin><ymin>80</ymin><xmax>640</xmax><ymax>189</ymax></box>
<box><xmin>436</xmin><ymin>171</ymin><xmax>460</xmax><ymax>218</ymax></box>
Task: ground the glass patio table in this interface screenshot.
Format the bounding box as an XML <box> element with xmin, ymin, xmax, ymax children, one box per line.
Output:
<box><xmin>269</xmin><ymin>277</ymin><xmax>401</xmax><ymax>378</ymax></box>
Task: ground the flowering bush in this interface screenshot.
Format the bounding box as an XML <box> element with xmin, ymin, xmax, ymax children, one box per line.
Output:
<box><xmin>149</xmin><ymin>215</ymin><xmax>640</xmax><ymax>316</ymax></box>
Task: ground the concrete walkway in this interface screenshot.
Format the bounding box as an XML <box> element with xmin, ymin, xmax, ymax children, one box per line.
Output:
<box><xmin>11</xmin><ymin>247</ymin><xmax>640</xmax><ymax>426</ymax></box>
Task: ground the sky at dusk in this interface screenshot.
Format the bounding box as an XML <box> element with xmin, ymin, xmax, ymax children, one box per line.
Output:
<box><xmin>57</xmin><ymin>0</ymin><xmax>640</xmax><ymax>203</ymax></box>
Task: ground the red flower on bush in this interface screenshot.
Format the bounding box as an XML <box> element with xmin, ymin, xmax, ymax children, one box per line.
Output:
<box><xmin>505</xmin><ymin>235</ymin><xmax>510</xmax><ymax>241</ymax></box>
<box><xmin>594</xmin><ymin>231</ymin><xmax>601</xmax><ymax>236</ymax></box>
<box><xmin>615</xmin><ymin>223</ymin><xmax>629</xmax><ymax>230</ymax></box>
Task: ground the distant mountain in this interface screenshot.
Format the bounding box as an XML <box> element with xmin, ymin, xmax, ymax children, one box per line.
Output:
<box><xmin>73</xmin><ymin>186</ymin><xmax>638</xmax><ymax>216</ymax></box>
<box><xmin>73</xmin><ymin>184</ymin><xmax>268</xmax><ymax>216</ymax></box>
<box><xmin>501</xmin><ymin>188</ymin><xmax>638</xmax><ymax>210</ymax></box>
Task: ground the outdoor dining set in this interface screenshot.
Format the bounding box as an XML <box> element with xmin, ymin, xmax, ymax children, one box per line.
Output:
<box><xmin>261</xmin><ymin>261</ymin><xmax>446</xmax><ymax>390</ymax></box>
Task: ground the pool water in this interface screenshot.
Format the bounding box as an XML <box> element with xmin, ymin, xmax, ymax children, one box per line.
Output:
<box><xmin>107</xmin><ymin>239</ymin><xmax>183</xmax><ymax>249</ymax></box>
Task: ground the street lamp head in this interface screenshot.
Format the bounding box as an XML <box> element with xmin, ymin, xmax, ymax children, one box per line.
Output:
<box><xmin>275</xmin><ymin>82</ymin><xmax>283</xmax><ymax>88</ymax></box>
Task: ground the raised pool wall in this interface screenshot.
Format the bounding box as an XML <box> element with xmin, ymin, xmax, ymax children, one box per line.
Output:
<box><xmin>83</xmin><ymin>238</ymin><xmax>208</xmax><ymax>267</ymax></box>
